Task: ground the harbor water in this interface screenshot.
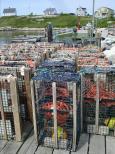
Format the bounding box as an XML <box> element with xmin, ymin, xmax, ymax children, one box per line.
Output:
<box><xmin>0</xmin><ymin>30</ymin><xmax>42</xmax><ymax>46</ymax></box>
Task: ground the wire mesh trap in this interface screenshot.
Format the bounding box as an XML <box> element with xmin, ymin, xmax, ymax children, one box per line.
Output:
<box><xmin>31</xmin><ymin>59</ymin><xmax>81</xmax><ymax>151</ymax></box>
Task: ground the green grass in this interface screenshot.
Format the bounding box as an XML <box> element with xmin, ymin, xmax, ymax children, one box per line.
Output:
<box><xmin>0</xmin><ymin>14</ymin><xmax>114</xmax><ymax>28</ymax></box>
<box><xmin>96</xmin><ymin>17</ymin><xmax>115</xmax><ymax>28</ymax></box>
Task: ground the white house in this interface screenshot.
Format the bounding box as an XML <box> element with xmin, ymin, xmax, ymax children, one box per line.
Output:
<box><xmin>3</xmin><ymin>7</ymin><xmax>17</xmax><ymax>16</ymax></box>
<box><xmin>95</xmin><ymin>7</ymin><xmax>114</xmax><ymax>19</ymax></box>
<box><xmin>76</xmin><ymin>7</ymin><xmax>87</xmax><ymax>16</ymax></box>
<box><xmin>43</xmin><ymin>8</ymin><xmax>57</xmax><ymax>15</ymax></box>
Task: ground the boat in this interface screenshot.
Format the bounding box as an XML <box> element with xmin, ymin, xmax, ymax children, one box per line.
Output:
<box><xmin>11</xmin><ymin>35</ymin><xmax>42</xmax><ymax>43</ymax></box>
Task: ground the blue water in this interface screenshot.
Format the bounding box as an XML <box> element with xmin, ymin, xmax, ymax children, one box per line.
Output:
<box><xmin>0</xmin><ymin>38</ymin><xmax>11</xmax><ymax>46</ymax></box>
<box><xmin>0</xmin><ymin>31</ymin><xmax>39</xmax><ymax>46</ymax></box>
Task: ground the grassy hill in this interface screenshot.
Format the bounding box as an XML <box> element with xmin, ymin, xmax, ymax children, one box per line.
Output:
<box><xmin>0</xmin><ymin>14</ymin><xmax>114</xmax><ymax>28</ymax></box>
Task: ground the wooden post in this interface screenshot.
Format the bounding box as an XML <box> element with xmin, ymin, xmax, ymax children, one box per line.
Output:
<box><xmin>75</xmin><ymin>54</ymin><xmax>79</xmax><ymax>71</ymax></box>
<box><xmin>10</xmin><ymin>77</ymin><xmax>22</xmax><ymax>142</ymax></box>
<box><xmin>80</xmin><ymin>74</ymin><xmax>83</xmax><ymax>132</ymax></box>
<box><xmin>52</xmin><ymin>82</ymin><xmax>58</xmax><ymax>148</ymax></box>
<box><xmin>45</xmin><ymin>50</ymin><xmax>50</xmax><ymax>59</ymax></box>
<box><xmin>42</xmin><ymin>52</ymin><xmax>46</xmax><ymax>62</ymax></box>
<box><xmin>35</xmin><ymin>80</ymin><xmax>40</xmax><ymax>102</ymax></box>
<box><xmin>98</xmin><ymin>33</ymin><xmax>101</xmax><ymax>49</ymax></box>
<box><xmin>34</xmin><ymin>80</ymin><xmax>40</xmax><ymax>115</ymax></box>
<box><xmin>24</xmin><ymin>68</ymin><xmax>33</xmax><ymax>122</ymax></box>
<box><xmin>95</xmin><ymin>74</ymin><xmax>99</xmax><ymax>134</ymax></box>
<box><xmin>0</xmin><ymin>93</ymin><xmax>7</xmax><ymax>140</ymax></box>
<box><xmin>30</xmin><ymin>80</ymin><xmax>38</xmax><ymax>144</ymax></box>
<box><xmin>73</xmin><ymin>82</ymin><xmax>77</xmax><ymax>151</ymax></box>
<box><xmin>96</xmin><ymin>33</ymin><xmax>101</xmax><ymax>51</ymax></box>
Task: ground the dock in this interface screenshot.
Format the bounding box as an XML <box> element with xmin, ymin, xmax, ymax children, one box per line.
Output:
<box><xmin>0</xmin><ymin>131</ymin><xmax>115</xmax><ymax>154</ymax></box>
<box><xmin>0</xmin><ymin>40</ymin><xmax>115</xmax><ymax>154</ymax></box>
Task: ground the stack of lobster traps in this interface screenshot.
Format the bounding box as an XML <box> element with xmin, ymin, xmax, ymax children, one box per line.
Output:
<box><xmin>77</xmin><ymin>46</ymin><xmax>110</xmax><ymax>71</ymax></box>
<box><xmin>81</xmin><ymin>66</ymin><xmax>115</xmax><ymax>136</ymax></box>
<box><xmin>0</xmin><ymin>42</ymin><xmax>58</xmax><ymax>141</ymax></box>
<box><xmin>0</xmin><ymin>42</ymin><xmax>53</xmax><ymax>68</ymax></box>
<box><xmin>31</xmin><ymin>58</ymin><xmax>81</xmax><ymax>151</ymax></box>
<box><xmin>0</xmin><ymin>62</ymin><xmax>34</xmax><ymax>124</ymax></box>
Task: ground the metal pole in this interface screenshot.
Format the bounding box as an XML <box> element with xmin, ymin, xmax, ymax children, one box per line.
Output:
<box><xmin>92</xmin><ymin>0</ymin><xmax>95</xmax><ymax>37</ymax></box>
<box><xmin>0</xmin><ymin>0</ymin><xmax>1</xmax><ymax>17</ymax></box>
<box><xmin>92</xmin><ymin>0</ymin><xmax>95</xmax><ymax>29</ymax></box>
<box><xmin>0</xmin><ymin>1</ymin><xmax>1</xmax><ymax>17</ymax></box>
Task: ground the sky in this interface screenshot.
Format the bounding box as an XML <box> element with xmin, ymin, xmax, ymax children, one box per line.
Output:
<box><xmin>0</xmin><ymin>0</ymin><xmax>115</xmax><ymax>15</ymax></box>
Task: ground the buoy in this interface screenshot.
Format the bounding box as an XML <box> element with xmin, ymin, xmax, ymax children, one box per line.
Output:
<box><xmin>104</xmin><ymin>117</ymin><xmax>115</xmax><ymax>129</ymax></box>
<box><xmin>52</xmin><ymin>126</ymin><xmax>67</xmax><ymax>140</ymax></box>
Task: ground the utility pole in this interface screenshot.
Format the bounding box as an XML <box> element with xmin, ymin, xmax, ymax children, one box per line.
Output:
<box><xmin>0</xmin><ymin>0</ymin><xmax>1</xmax><ymax>17</ymax></box>
<box><xmin>90</xmin><ymin>0</ymin><xmax>95</xmax><ymax>41</ymax></box>
<box><xmin>92</xmin><ymin>0</ymin><xmax>95</xmax><ymax>31</ymax></box>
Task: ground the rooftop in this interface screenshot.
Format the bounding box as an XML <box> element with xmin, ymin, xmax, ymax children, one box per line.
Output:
<box><xmin>3</xmin><ymin>7</ymin><xmax>16</xmax><ymax>14</ymax></box>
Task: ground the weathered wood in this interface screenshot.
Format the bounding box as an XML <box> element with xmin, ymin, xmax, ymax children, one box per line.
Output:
<box><xmin>0</xmin><ymin>141</ymin><xmax>22</xmax><ymax>154</ymax></box>
<box><xmin>80</xmin><ymin>74</ymin><xmax>83</xmax><ymax>132</ymax></box>
<box><xmin>41</xmin><ymin>52</ymin><xmax>46</xmax><ymax>62</ymax></box>
<box><xmin>73</xmin><ymin>82</ymin><xmax>77</xmax><ymax>151</ymax></box>
<box><xmin>89</xmin><ymin>135</ymin><xmax>105</xmax><ymax>154</ymax></box>
<box><xmin>45</xmin><ymin>51</ymin><xmax>50</xmax><ymax>59</ymax></box>
<box><xmin>52</xmin><ymin>82</ymin><xmax>58</xmax><ymax>148</ymax></box>
<box><xmin>21</xmin><ymin>121</ymin><xmax>33</xmax><ymax>141</ymax></box>
<box><xmin>2</xmin><ymin>123</ymin><xmax>32</xmax><ymax>153</ymax></box>
<box><xmin>34</xmin><ymin>80</ymin><xmax>39</xmax><ymax>102</ymax></box>
<box><xmin>0</xmin><ymin>140</ymin><xmax>7</xmax><ymax>152</ymax></box>
<box><xmin>25</xmin><ymin>139</ymin><xmax>38</xmax><ymax>154</ymax></box>
<box><xmin>24</xmin><ymin>68</ymin><xmax>33</xmax><ymax>122</ymax></box>
<box><xmin>106</xmin><ymin>136</ymin><xmax>115</xmax><ymax>154</ymax></box>
<box><xmin>35</xmin><ymin>146</ymin><xmax>53</xmax><ymax>154</ymax></box>
<box><xmin>18</xmin><ymin>130</ymin><xmax>34</xmax><ymax>154</ymax></box>
<box><xmin>71</xmin><ymin>134</ymin><xmax>89</xmax><ymax>154</ymax></box>
<box><xmin>31</xmin><ymin>80</ymin><xmax>38</xmax><ymax>144</ymax></box>
<box><xmin>10</xmin><ymin>77</ymin><xmax>22</xmax><ymax>142</ymax></box>
<box><xmin>53</xmin><ymin>149</ymin><xmax>69</xmax><ymax>154</ymax></box>
<box><xmin>0</xmin><ymin>134</ymin><xmax>112</xmax><ymax>154</ymax></box>
<box><xmin>75</xmin><ymin>56</ymin><xmax>78</xmax><ymax>71</ymax></box>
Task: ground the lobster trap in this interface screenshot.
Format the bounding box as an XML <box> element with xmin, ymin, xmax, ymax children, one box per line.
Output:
<box><xmin>97</xmin><ymin>69</ymin><xmax>115</xmax><ymax>136</ymax></box>
<box><xmin>31</xmin><ymin>60</ymin><xmax>81</xmax><ymax>151</ymax></box>
<box><xmin>80</xmin><ymin>71</ymin><xmax>97</xmax><ymax>133</ymax></box>
<box><xmin>0</xmin><ymin>66</ymin><xmax>33</xmax><ymax>122</ymax></box>
<box><xmin>0</xmin><ymin>75</ymin><xmax>21</xmax><ymax>141</ymax></box>
<box><xmin>76</xmin><ymin>46</ymin><xmax>110</xmax><ymax>71</ymax></box>
<box><xmin>81</xmin><ymin>67</ymin><xmax>115</xmax><ymax>136</ymax></box>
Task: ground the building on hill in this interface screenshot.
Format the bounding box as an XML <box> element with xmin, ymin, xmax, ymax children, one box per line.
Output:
<box><xmin>76</xmin><ymin>7</ymin><xmax>87</xmax><ymax>16</ymax></box>
<box><xmin>95</xmin><ymin>7</ymin><xmax>114</xmax><ymax>19</ymax></box>
<box><xmin>3</xmin><ymin>7</ymin><xmax>17</xmax><ymax>16</ymax></box>
<box><xmin>43</xmin><ymin>8</ymin><xmax>57</xmax><ymax>15</ymax></box>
